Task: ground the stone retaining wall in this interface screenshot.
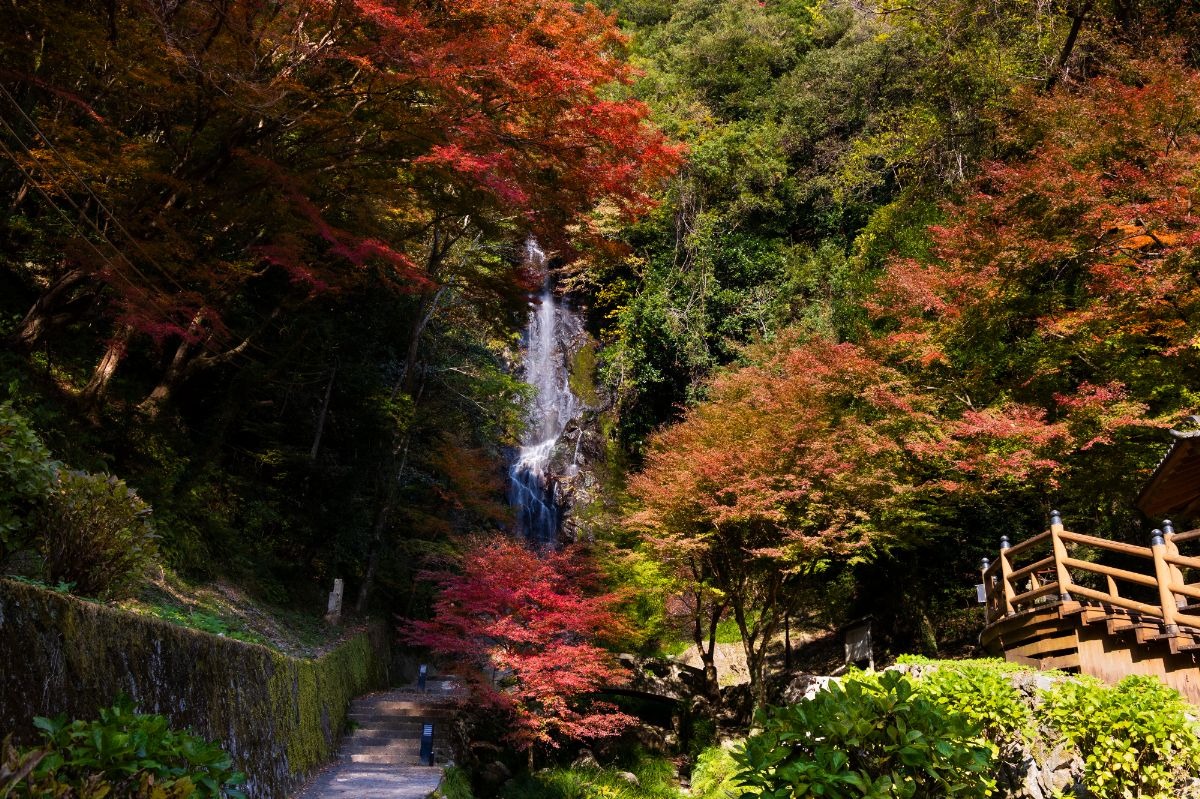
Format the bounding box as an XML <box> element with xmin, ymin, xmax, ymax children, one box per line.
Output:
<box><xmin>0</xmin><ymin>579</ymin><xmax>390</xmax><ymax>798</ymax></box>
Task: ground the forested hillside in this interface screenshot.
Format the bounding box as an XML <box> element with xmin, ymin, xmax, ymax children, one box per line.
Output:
<box><xmin>5</xmin><ymin>0</ymin><xmax>1200</xmax><ymax>792</ymax></box>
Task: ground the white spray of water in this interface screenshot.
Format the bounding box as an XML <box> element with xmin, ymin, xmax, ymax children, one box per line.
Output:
<box><xmin>508</xmin><ymin>239</ymin><xmax>584</xmax><ymax>546</ymax></box>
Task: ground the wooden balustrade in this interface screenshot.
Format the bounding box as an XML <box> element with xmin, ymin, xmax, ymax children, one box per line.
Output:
<box><xmin>981</xmin><ymin>514</ymin><xmax>1200</xmax><ymax>634</ymax></box>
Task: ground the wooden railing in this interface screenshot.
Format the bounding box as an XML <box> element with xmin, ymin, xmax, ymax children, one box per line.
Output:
<box><xmin>982</xmin><ymin>513</ymin><xmax>1200</xmax><ymax>633</ymax></box>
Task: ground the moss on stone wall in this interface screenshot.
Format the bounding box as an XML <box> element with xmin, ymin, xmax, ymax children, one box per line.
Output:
<box><xmin>0</xmin><ymin>579</ymin><xmax>389</xmax><ymax>799</ymax></box>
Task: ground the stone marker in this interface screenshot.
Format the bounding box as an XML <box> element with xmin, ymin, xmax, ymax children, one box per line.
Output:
<box><xmin>325</xmin><ymin>578</ymin><xmax>344</xmax><ymax>625</ymax></box>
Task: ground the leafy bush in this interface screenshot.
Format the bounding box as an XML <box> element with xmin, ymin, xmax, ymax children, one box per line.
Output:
<box><xmin>0</xmin><ymin>402</ymin><xmax>59</xmax><ymax>561</ymax></box>
<box><xmin>2</xmin><ymin>697</ymin><xmax>245</xmax><ymax>798</ymax></box>
<box><xmin>38</xmin><ymin>470</ymin><xmax>157</xmax><ymax>599</ymax></box>
<box><xmin>735</xmin><ymin>670</ymin><xmax>995</xmax><ymax>798</ymax></box>
<box><xmin>916</xmin><ymin>661</ymin><xmax>1032</xmax><ymax>746</ymax></box>
<box><xmin>690</xmin><ymin>744</ymin><xmax>747</xmax><ymax>799</ymax></box>
<box><xmin>1039</xmin><ymin>674</ymin><xmax>1200</xmax><ymax>799</ymax></box>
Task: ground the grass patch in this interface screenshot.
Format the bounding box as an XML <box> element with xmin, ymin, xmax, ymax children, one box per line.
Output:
<box><xmin>656</xmin><ymin>618</ymin><xmax>742</xmax><ymax>658</ymax></box>
<box><xmin>501</xmin><ymin>750</ymin><xmax>679</xmax><ymax>799</ymax></box>
<box><xmin>115</xmin><ymin>568</ymin><xmax>341</xmax><ymax>656</ymax></box>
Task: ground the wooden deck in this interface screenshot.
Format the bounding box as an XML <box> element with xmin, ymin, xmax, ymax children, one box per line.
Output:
<box><xmin>979</xmin><ymin>514</ymin><xmax>1200</xmax><ymax>703</ymax></box>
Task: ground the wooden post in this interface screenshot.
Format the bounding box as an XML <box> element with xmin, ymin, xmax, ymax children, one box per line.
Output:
<box><xmin>981</xmin><ymin>557</ymin><xmax>992</xmax><ymax>622</ymax></box>
<box><xmin>1150</xmin><ymin>529</ymin><xmax>1180</xmax><ymax>636</ymax></box>
<box><xmin>999</xmin><ymin>536</ymin><xmax>1016</xmax><ymax>615</ymax></box>
<box><xmin>1163</xmin><ymin>520</ymin><xmax>1187</xmax><ymax>609</ymax></box>
<box><xmin>1050</xmin><ymin>510</ymin><xmax>1072</xmax><ymax>601</ymax></box>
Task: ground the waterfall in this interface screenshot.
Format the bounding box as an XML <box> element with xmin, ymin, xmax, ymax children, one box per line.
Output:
<box><xmin>508</xmin><ymin>240</ymin><xmax>584</xmax><ymax>546</ymax></box>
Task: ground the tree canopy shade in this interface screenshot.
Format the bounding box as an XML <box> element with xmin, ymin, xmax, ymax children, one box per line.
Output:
<box><xmin>0</xmin><ymin>0</ymin><xmax>678</xmax><ymax>606</ymax></box>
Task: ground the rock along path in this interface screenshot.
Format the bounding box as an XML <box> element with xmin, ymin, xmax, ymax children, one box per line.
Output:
<box><xmin>296</xmin><ymin>686</ymin><xmax>458</xmax><ymax>799</ymax></box>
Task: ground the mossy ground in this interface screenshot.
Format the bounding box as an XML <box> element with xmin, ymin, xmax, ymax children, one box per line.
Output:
<box><xmin>115</xmin><ymin>569</ymin><xmax>341</xmax><ymax>657</ymax></box>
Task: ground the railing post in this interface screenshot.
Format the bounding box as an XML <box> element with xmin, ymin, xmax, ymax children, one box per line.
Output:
<box><xmin>999</xmin><ymin>536</ymin><xmax>1015</xmax><ymax>615</ymax></box>
<box><xmin>981</xmin><ymin>557</ymin><xmax>992</xmax><ymax>622</ymax></box>
<box><xmin>1150</xmin><ymin>528</ymin><xmax>1180</xmax><ymax>636</ymax></box>
<box><xmin>1163</xmin><ymin>520</ymin><xmax>1186</xmax><ymax>610</ymax></box>
<box><xmin>1050</xmin><ymin>510</ymin><xmax>1072</xmax><ymax>601</ymax></box>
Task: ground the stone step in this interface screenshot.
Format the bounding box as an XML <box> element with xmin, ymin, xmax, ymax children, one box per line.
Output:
<box><xmin>297</xmin><ymin>764</ymin><xmax>443</xmax><ymax>799</ymax></box>
<box><xmin>349</xmin><ymin>701</ymin><xmax>457</xmax><ymax>715</ymax></box>
<box><xmin>349</xmin><ymin>724</ymin><xmax>451</xmax><ymax>739</ymax></box>
<box><xmin>344</xmin><ymin>739</ymin><xmax>422</xmax><ymax>754</ymax></box>
<box><xmin>346</xmin><ymin>734</ymin><xmax>421</xmax><ymax>748</ymax></box>
<box><xmin>348</xmin><ymin>714</ymin><xmax>453</xmax><ymax>729</ymax></box>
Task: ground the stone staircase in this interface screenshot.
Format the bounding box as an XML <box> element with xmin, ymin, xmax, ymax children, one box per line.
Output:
<box><xmin>342</xmin><ymin>689</ymin><xmax>457</xmax><ymax>766</ymax></box>
<box><xmin>295</xmin><ymin>682</ymin><xmax>459</xmax><ymax>798</ymax></box>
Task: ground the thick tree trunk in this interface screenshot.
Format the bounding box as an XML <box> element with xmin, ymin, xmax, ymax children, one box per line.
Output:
<box><xmin>8</xmin><ymin>268</ymin><xmax>91</xmax><ymax>350</ymax></box>
<box><xmin>79</xmin><ymin>324</ymin><xmax>132</xmax><ymax>405</ymax></box>
<box><xmin>690</xmin><ymin>590</ymin><xmax>724</xmax><ymax>700</ymax></box>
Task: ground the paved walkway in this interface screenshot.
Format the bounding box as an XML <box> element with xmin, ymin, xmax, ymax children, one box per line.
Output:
<box><xmin>296</xmin><ymin>687</ymin><xmax>458</xmax><ymax>799</ymax></box>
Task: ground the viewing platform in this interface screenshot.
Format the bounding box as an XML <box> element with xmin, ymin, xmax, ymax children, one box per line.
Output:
<box><xmin>979</xmin><ymin>512</ymin><xmax>1200</xmax><ymax>702</ymax></box>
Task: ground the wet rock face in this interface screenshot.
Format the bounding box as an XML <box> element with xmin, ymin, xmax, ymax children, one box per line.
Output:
<box><xmin>508</xmin><ymin>241</ymin><xmax>608</xmax><ymax>545</ymax></box>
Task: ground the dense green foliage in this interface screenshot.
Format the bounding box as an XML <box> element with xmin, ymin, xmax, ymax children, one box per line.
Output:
<box><xmin>37</xmin><ymin>470</ymin><xmax>156</xmax><ymax>599</ymax></box>
<box><xmin>3</xmin><ymin>698</ymin><xmax>245</xmax><ymax>799</ymax></box>
<box><xmin>737</xmin><ymin>671</ymin><xmax>995</xmax><ymax>798</ymax></box>
<box><xmin>906</xmin><ymin>659</ymin><xmax>1032</xmax><ymax>748</ymax></box>
<box><xmin>501</xmin><ymin>750</ymin><xmax>679</xmax><ymax>799</ymax></box>
<box><xmin>0</xmin><ymin>402</ymin><xmax>58</xmax><ymax>561</ymax></box>
<box><xmin>725</xmin><ymin>663</ymin><xmax>1200</xmax><ymax>799</ymax></box>
<box><xmin>1039</xmin><ymin>675</ymin><xmax>1200</xmax><ymax>799</ymax></box>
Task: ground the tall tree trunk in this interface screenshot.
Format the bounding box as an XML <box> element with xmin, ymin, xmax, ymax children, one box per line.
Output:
<box><xmin>1044</xmin><ymin>0</ymin><xmax>1092</xmax><ymax>93</ymax></box>
<box><xmin>309</xmin><ymin>361</ymin><xmax>337</xmax><ymax>462</ymax></box>
<box><xmin>690</xmin><ymin>585</ymin><xmax>724</xmax><ymax>701</ymax></box>
<box><xmin>79</xmin><ymin>324</ymin><xmax>132</xmax><ymax>405</ymax></box>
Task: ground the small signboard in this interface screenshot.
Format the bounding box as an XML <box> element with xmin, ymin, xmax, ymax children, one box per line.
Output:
<box><xmin>976</xmin><ymin>583</ymin><xmax>987</xmax><ymax>604</ymax></box>
<box><xmin>419</xmin><ymin>723</ymin><xmax>434</xmax><ymax>766</ymax></box>
<box><xmin>844</xmin><ymin>620</ymin><xmax>874</xmax><ymax>671</ymax></box>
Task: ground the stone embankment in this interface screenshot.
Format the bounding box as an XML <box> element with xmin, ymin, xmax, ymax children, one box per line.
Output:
<box><xmin>0</xmin><ymin>578</ymin><xmax>390</xmax><ymax>799</ymax></box>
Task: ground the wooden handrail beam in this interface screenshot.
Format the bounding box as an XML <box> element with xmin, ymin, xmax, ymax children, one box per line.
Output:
<box><xmin>1061</xmin><ymin>557</ymin><xmax>1158</xmax><ymax>588</ymax></box>
<box><xmin>1175</xmin><ymin>610</ymin><xmax>1200</xmax><ymax>629</ymax></box>
<box><xmin>1168</xmin><ymin>528</ymin><xmax>1200</xmax><ymax>545</ymax></box>
<box><xmin>1005</xmin><ymin>529</ymin><xmax>1052</xmax><ymax>558</ymax></box>
<box><xmin>1068</xmin><ymin>584</ymin><xmax>1164</xmax><ymax>618</ymax></box>
<box><xmin>1011</xmin><ymin>581</ymin><xmax>1061</xmax><ymax>607</ymax></box>
<box><xmin>1167</xmin><ymin>582</ymin><xmax>1200</xmax><ymax>602</ymax></box>
<box><xmin>1059</xmin><ymin>531</ymin><xmax>1154</xmax><ymax>559</ymax></box>
<box><xmin>1009</xmin><ymin>555</ymin><xmax>1056</xmax><ymax>583</ymax></box>
<box><xmin>1164</xmin><ymin>552</ymin><xmax>1200</xmax><ymax>571</ymax></box>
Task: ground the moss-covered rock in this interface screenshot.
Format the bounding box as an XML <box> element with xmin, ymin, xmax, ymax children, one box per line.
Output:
<box><xmin>0</xmin><ymin>578</ymin><xmax>389</xmax><ymax>799</ymax></box>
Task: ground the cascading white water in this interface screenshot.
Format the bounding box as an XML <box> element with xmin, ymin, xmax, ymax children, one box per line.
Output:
<box><xmin>509</xmin><ymin>240</ymin><xmax>584</xmax><ymax>546</ymax></box>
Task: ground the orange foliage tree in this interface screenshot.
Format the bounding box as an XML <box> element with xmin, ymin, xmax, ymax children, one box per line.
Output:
<box><xmin>629</xmin><ymin>57</ymin><xmax>1200</xmax><ymax>696</ymax></box>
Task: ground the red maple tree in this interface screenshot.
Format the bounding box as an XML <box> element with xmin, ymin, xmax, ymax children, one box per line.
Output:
<box><xmin>402</xmin><ymin>538</ymin><xmax>636</xmax><ymax>754</ymax></box>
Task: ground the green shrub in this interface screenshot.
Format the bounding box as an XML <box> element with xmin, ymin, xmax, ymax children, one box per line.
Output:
<box><xmin>435</xmin><ymin>766</ymin><xmax>475</xmax><ymax>799</ymax></box>
<box><xmin>38</xmin><ymin>469</ymin><xmax>157</xmax><ymax>599</ymax></box>
<box><xmin>916</xmin><ymin>661</ymin><xmax>1033</xmax><ymax>746</ymax></box>
<box><xmin>690</xmin><ymin>745</ymin><xmax>746</xmax><ymax>799</ymax></box>
<box><xmin>1039</xmin><ymin>674</ymin><xmax>1200</xmax><ymax>799</ymax></box>
<box><xmin>0</xmin><ymin>402</ymin><xmax>59</xmax><ymax>561</ymax></box>
<box><xmin>3</xmin><ymin>697</ymin><xmax>245</xmax><ymax>798</ymax></box>
<box><xmin>735</xmin><ymin>670</ymin><xmax>995</xmax><ymax>798</ymax></box>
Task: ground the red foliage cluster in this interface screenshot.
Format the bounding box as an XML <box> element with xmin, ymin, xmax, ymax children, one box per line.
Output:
<box><xmin>402</xmin><ymin>538</ymin><xmax>635</xmax><ymax>752</ymax></box>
